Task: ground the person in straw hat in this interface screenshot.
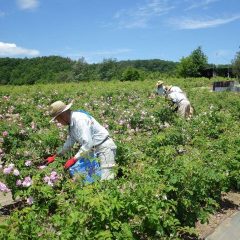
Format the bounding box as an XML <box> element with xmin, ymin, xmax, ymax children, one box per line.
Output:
<box><xmin>155</xmin><ymin>81</ymin><xmax>193</xmax><ymax>119</ymax></box>
<box><xmin>45</xmin><ymin>100</ymin><xmax>117</xmax><ymax>180</ymax></box>
<box><xmin>156</xmin><ymin>80</ymin><xmax>185</xmax><ymax>96</ymax></box>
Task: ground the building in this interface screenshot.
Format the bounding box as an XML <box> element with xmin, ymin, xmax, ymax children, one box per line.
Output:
<box><xmin>213</xmin><ymin>81</ymin><xmax>240</xmax><ymax>92</ymax></box>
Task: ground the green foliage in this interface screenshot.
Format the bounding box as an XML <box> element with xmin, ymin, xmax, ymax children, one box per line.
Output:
<box><xmin>121</xmin><ymin>67</ymin><xmax>141</xmax><ymax>81</ymax></box>
<box><xmin>232</xmin><ymin>50</ymin><xmax>240</xmax><ymax>78</ymax></box>
<box><xmin>0</xmin><ymin>79</ymin><xmax>239</xmax><ymax>239</ymax></box>
<box><xmin>177</xmin><ymin>46</ymin><xmax>208</xmax><ymax>78</ymax></box>
<box><xmin>97</xmin><ymin>58</ymin><xmax>120</xmax><ymax>81</ymax></box>
<box><xmin>0</xmin><ymin>57</ymin><xmax>179</xmax><ymax>85</ymax></box>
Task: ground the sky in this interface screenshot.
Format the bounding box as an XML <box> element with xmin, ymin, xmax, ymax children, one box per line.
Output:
<box><xmin>0</xmin><ymin>0</ymin><xmax>239</xmax><ymax>64</ymax></box>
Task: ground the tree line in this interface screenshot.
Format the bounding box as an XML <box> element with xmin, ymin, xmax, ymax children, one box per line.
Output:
<box><xmin>0</xmin><ymin>47</ymin><xmax>239</xmax><ymax>85</ymax></box>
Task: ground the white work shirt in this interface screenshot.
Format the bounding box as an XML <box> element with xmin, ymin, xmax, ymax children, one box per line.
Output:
<box><xmin>168</xmin><ymin>86</ymin><xmax>184</xmax><ymax>94</ymax></box>
<box><xmin>60</xmin><ymin>111</ymin><xmax>109</xmax><ymax>159</ymax></box>
<box><xmin>167</xmin><ymin>91</ymin><xmax>188</xmax><ymax>105</ymax></box>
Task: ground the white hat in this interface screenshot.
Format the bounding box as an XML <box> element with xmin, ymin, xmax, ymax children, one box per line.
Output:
<box><xmin>49</xmin><ymin>100</ymin><xmax>72</xmax><ymax>122</ymax></box>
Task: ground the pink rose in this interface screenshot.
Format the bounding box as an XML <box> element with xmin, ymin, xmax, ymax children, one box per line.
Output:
<box><xmin>16</xmin><ymin>179</ymin><xmax>22</xmax><ymax>186</ymax></box>
<box><xmin>22</xmin><ymin>176</ymin><xmax>32</xmax><ymax>187</ymax></box>
<box><xmin>25</xmin><ymin>160</ymin><xmax>32</xmax><ymax>167</ymax></box>
<box><xmin>26</xmin><ymin>196</ymin><xmax>34</xmax><ymax>205</ymax></box>
<box><xmin>38</xmin><ymin>165</ymin><xmax>46</xmax><ymax>170</ymax></box>
<box><xmin>2</xmin><ymin>131</ymin><xmax>8</xmax><ymax>137</ymax></box>
<box><xmin>0</xmin><ymin>182</ymin><xmax>10</xmax><ymax>193</ymax></box>
<box><xmin>3</xmin><ymin>167</ymin><xmax>12</xmax><ymax>175</ymax></box>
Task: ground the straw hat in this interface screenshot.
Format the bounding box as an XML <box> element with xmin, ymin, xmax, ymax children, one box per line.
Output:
<box><xmin>49</xmin><ymin>100</ymin><xmax>73</xmax><ymax>122</ymax></box>
<box><xmin>165</xmin><ymin>85</ymin><xmax>172</xmax><ymax>92</ymax></box>
<box><xmin>156</xmin><ymin>80</ymin><xmax>164</xmax><ymax>87</ymax></box>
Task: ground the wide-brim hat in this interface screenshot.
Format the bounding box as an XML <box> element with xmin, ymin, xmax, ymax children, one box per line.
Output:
<box><xmin>165</xmin><ymin>85</ymin><xmax>172</xmax><ymax>91</ymax></box>
<box><xmin>156</xmin><ymin>80</ymin><xmax>164</xmax><ymax>87</ymax></box>
<box><xmin>49</xmin><ymin>100</ymin><xmax>73</xmax><ymax>122</ymax></box>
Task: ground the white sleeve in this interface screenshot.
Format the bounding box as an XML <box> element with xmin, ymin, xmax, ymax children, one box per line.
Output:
<box><xmin>74</xmin><ymin>119</ymin><xmax>94</xmax><ymax>159</ymax></box>
<box><xmin>167</xmin><ymin>93</ymin><xmax>175</xmax><ymax>102</ymax></box>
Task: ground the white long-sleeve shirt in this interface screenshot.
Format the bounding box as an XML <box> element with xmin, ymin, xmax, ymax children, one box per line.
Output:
<box><xmin>168</xmin><ymin>86</ymin><xmax>183</xmax><ymax>93</ymax></box>
<box><xmin>167</xmin><ymin>91</ymin><xmax>189</xmax><ymax>105</ymax></box>
<box><xmin>59</xmin><ymin>111</ymin><xmax>109</xmax><ymax>159</ymax></box>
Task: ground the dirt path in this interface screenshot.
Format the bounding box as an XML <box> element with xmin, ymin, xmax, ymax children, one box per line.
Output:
<box><xmin>196</xmin><ymin>191</ymin><xmax>240</xmax><ymax>239</ymax></box>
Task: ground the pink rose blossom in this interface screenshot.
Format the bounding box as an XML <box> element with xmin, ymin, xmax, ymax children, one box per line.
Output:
<box><xmin>50</xmin><ymin>171</ymin><xmax>59</xmax><ymax>182</ymax></box>
<box><xmin>25</xmin><ymin>160</ymin><xmax>32</xmax><ymax>166</ymax></box>
<box><xmin>38</xmin><ymin>165</ymin><xmax>46</xmax><ymax>169</ymax></box>
<box><xmin>3</xmin><ymin>167</ymin><xmax>12</xmax><ymax>175</ymax></box>
<box><xmin>16</xmin><ymin>179</ymin><xmax>22</xmax><ymax>186</ymax></box>
<box><xmin>0</xmin><ymin>182</ymin><xmax>10</xmax><ymax>193</ymax></box>
<box><xmin>31</xmin><ymin>122</ymin><xmax>36</xmax><ymax>130</ymax></box>
<box><xmin>119</xmin><ymin>120</ymin><xmax>125</xmax><ymax>125</ymax></box>
<box><xmin>43</xmin><ymin>176</ymin><xmax>53</xmax><ymax>186</ymax></box>
<box><xmin>2</xmin><ymin>131</ymin><xmax>8</xmax><ymax>137</ymax></box>
<box><xmin>43</xmin><ymin>176</ymin><xmax>50</xmax><ymax>183</ymax></box>
<box><xmin>22</xmin><ymin>176</ymin><xmax>32</xmax><ymax>187</ymax></box>
<box><xmin>26</xmin><ymin>196</ymin><xmax>34</xmax><ymax>205</ymax></box>
<box><xmin>44</xmin><ymin>171</ymin><xmax>59</xmax><ymax>186</ymax></box>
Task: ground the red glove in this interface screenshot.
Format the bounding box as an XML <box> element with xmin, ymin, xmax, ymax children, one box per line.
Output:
<box><xmin>64</xmin><ymin>157</ymin><xmax>77</xmax><ymax>169</ymax></box>
<box><xmin>46</xmin><ymin>154</ymin><xmax>56</xmax><ymax>164</ymax></box>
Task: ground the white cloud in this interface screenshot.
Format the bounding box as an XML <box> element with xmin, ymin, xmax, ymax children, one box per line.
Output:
<box><xmin>170</xmin><ymin>15</ymin><xmax>240</xmax><ymax>29</ymax></box>
<box><xmin>17</xmin><ymin>0</ymin><xmax>39</xmax><ymax>10</ymax></box>
<box><xmin>185</xmin><ymin>0</ymin><xmax>219</xmax><ymax>10</ymax></box>
<box><xmin>114</xmin><ymin>0</ymin><xmax>174</xmax><ymax>29</ymax></box>
<box><xmin>0</xmin><ymin>42</ymin><xmax>40</xmax><ymax>56</ymax></box>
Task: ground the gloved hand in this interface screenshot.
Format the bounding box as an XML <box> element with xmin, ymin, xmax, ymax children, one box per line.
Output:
<box><xmin>64</xmin><ymin>157</ymin><xmax>77</xmax><ymax>169</ymax></box>
<box><xmin>45</xmin><ymin>154</ymin><xmax>56</xmax><ymax>164</ymax></box>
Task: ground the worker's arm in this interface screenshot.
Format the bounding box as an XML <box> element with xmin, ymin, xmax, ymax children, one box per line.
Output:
<box><xmin>64</xmin><ymin>118</ymin><xmax>94</xmax><ymax>169</ymax></box>
<box><xmin>73</xmin><ymin>118</ymin><xmax>94</xmax><ymax>159</ymax></box>
<box><xmin>45</xmin><ymin>135</ymin><xmax>76</xmax><ymax>165</ymax></box>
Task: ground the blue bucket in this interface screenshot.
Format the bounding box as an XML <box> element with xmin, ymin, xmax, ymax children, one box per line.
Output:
<box><xmin>69</xmin><ymin>158</ymin><xmax>101</xmax><ymax>183</ymax></box>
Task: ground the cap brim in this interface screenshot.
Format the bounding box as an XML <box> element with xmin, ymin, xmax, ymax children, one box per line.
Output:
<box><xmin>50</xmin><ymin>102</ymin><xmax>73</xmax><ymax>123</ymax></box>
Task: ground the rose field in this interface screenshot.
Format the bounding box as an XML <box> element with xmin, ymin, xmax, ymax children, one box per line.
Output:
<box><xmin>0</xmin><ymin>78</ymin><xmax>240</xmax><ymax>239</ymax></box>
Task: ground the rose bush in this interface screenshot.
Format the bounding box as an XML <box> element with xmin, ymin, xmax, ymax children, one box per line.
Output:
<box><xmin>0</xmin><ymin>78</ymin><xmax>239</xmax><ymax>239</ymax></box>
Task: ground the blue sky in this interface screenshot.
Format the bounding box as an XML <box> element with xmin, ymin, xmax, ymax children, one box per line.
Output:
<box><xmin>0</xmin><ymin>0</ymin><xmax>239</xmax><ymax>64</ymax></box>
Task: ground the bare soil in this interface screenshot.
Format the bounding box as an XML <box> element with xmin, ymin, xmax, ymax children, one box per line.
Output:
<box><xmin>196</xmin><ymin>191</ymin><xmax>240</xmax><ymax>239</ymax></box>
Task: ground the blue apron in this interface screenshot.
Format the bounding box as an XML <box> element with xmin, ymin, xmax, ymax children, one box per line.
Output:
<box><xmin>69</xmin><ymin>110</ymin><xmax>101</xmax><ymax>183</ymax></box>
